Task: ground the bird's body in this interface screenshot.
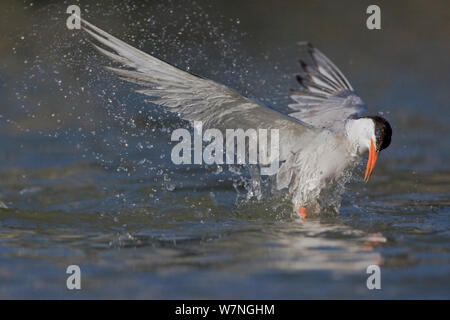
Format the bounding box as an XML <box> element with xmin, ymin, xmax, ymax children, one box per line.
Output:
<box><xmin>277</xmin><ymin>130</ymin><xmax>353</xmax><ymax>211</ymax></box>
<box><xmin>81</xmin><ymin>20</ymin><xmax>392</xmax><ymax>216</ymax></box>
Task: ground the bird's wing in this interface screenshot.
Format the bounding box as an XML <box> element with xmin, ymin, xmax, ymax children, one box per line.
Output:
<box><xmin>288</xmin><ymin>43</ymin><xmax>366</xmax><ymax>131</ymax></box>
<box><xmin>81</xmin><ymin>20</ymin><xmax>314</xmax><ymax>163</ymax></box>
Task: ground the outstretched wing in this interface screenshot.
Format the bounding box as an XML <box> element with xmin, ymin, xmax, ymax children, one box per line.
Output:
<box><xmin>81</xmin><ymin>20</ymin><xmax>314</xmax><ymax>163</ymax></box>
<box><xmin>288</xmin><ymin>43</ymin><xmax>366</xmax><ymax>131</ymax></box>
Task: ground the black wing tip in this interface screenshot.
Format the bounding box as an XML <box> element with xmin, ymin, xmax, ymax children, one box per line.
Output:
<box><xmin>296</xmin><ymin>74</ymin><xmax>313</xmax><ymax>91</ymax></box>
<box><xmin>299</xmin><ymin>59</ymin><xmax>309</xmax><ymax>73</ymax></box>
<box><xmin>298</xmin><ymin>41</ymin><xmax>315</xmax><ymax>49</ymax></box>
<box><xmin>294</xmin><ymin>41</ymin><xmax>355</xmax><ymax>95</ymax></box>
<box><xmin>299</xmin><ymin>42</ymin><xmax>316</xmax><ymax>58</ymax></box>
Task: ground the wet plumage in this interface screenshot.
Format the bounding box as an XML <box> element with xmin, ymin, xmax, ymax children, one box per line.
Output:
<box><xmin>81</xmin><ymin>20</ymin><xmax>392</xmax><ymax>215</ymax></box>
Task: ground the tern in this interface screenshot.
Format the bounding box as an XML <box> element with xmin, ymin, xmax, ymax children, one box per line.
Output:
<box><xmin>80</xmin><ymin>20</ymin><xmax>392</xmax><ymax>217</ymax></box>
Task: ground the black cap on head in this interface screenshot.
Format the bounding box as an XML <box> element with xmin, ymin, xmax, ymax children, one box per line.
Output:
<box><xmin>366</xmin><ymin>116</ymin><xmax>392</xmax><ymax>152</ymax></box>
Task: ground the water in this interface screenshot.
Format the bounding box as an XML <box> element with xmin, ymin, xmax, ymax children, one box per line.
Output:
<box><xmin>0</xmin><ymin>0</ymin><xmax>449</xmax><ymax>299</ymax></box>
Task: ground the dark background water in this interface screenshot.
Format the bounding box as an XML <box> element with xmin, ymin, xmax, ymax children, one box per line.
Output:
<box><xmin>0</xmin><ymin>0</ymin><xmax>449</xmax><ymax>298</ymax></box>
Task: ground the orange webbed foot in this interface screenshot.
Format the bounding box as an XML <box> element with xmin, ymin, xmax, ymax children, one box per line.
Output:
<box><xmin>298</xmin><ymin>207</ymin><xmax>307</xmax><ymax>219</ymax></box>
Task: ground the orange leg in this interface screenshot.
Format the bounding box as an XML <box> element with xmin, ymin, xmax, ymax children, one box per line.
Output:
<box><xmin>298</xmin><ymin>207</ymin><xmax>307</xmax><ymax>219</ymax></box>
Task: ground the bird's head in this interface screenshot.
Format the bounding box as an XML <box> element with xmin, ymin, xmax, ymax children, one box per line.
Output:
<box><xmin>345</xmin><ymin>116</ymin><xmax>392</xmax><ymax>182</ymax></box>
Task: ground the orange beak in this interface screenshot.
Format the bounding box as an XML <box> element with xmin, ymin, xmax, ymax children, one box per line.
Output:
<box><xmin>364</xmin><ymin>139</ymin><xmax>379</xmax><ymax>182</ymax></box>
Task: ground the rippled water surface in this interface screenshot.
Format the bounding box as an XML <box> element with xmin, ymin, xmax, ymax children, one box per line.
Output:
<box><xmin>0</xmin><ymin>0</ymin><xmax>449</xmax><ymax>298</ymax></box>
